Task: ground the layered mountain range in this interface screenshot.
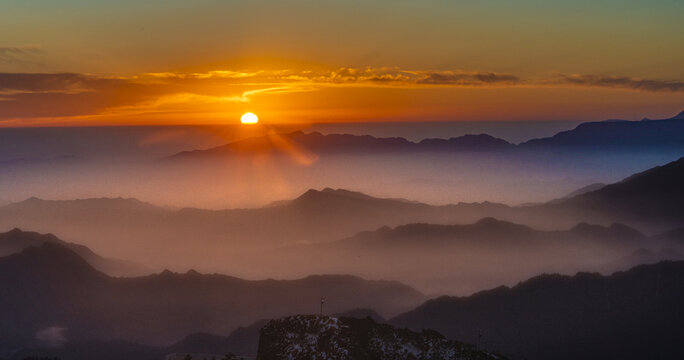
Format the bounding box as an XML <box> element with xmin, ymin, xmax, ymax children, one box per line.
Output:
<box><xmin>0</xmin><ymin>241</ymin><xmax>424</xmax><ymax>354</ymax></box>
<box><xmin>0</xmin><ymin>156</ymin><xmax>682</xmax><ymax>292</ymax></box>
<box><xmin>3</xmin><ymin>240</ymin><xmax>682</xmax><ymax>360</ymax></box>
<box><xmin>2</xmin><ymin>111</ymin><xmax>684</xmax><ymax>359</ymax></box>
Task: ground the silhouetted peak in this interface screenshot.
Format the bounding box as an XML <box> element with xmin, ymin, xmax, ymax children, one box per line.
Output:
<box><xmin>671</xmin><ymin>110</ymin><xmax>684</xmax><ymax>120</ymax></box>
<box><xmin>2</xmin><ymin>242</ymin><xmax>100</xmax><ymax>279</ymax></box>
<box><xmin>569</xmin><ymin>222</ymin><xmax>643</xmax><ymax>240</ymax></box>
<box><xmin>6</xmin><ymin>227</ymin><xmax>24</xmax><ymax>235</ymax></box>
<box><xmin>294</xmin><ymin>188</ymin><xmax>375</xmax><ymax>203</ymax></box>
<box><xmin>292</xmin><ymin>188</ymin><xmax>328</xmax><ymax>203</ymax></box>
<box><xmin>321</xmin><ymin>188</ymin><xmax>373</xmax><ymax>199</ymax></box>
<box><xmin>1</xmin><ymin>227</ymin><xmax>60</xmax><ymax>242</ymax></box>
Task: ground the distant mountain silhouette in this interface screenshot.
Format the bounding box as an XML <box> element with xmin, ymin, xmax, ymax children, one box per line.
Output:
<box><xmin>0</xmin><ymin>157</ymin><xmax>682</xmax><ymax>282</ymax></box>
<box><xmin>391</xmin><ymin>261</ymin><xmax>684</xmax><ymax>360</ymax></box>
<box><xmin>171</xmin><ymin>131</ymin><xmax>513</xmax><ymax>159</ymax></box>
<box><xmin>261</xmin><ymin>217</ymin><xmax>655</xmax><ymax>294</ymax></box>
<box><xmin>257</xmin><ymin>315</ymin><xmax>505</xmax><ymax>360</ymax></box>
<box><xmin>0</xmin><ymin>228</ymin><xmax>149</xmax><ymax>277</ymax></box>
<box><xmin>323</xmin><ymin>217</ymin><xmax>646</xmax><ymax>250</ymax></box>
<box><xmin>0</xmin><ymin>243</ymin><xmax>424</xmax><ymax>354</ymax></box>
<box><xmin>545</xmin><ymin>157</ymin><xmax>684</xmax><ymax>229</ymax></box>
<box><xmin>520</xmin><ymin>110</ymin><xmax>684</xmax><ymax>149</ymax></box>
<box><xmin>0</xmin><ymin>191</ymin><xmax>513</xmax><ymax>272</ymax></box>
<box><xmin>169</xmin><ymin>111</ymin><xmax>684</xmax><ymax>159</ymax></box>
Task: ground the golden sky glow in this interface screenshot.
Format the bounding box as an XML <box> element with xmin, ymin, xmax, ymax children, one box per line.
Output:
<box><xmin>1</xmin><ymin>1</ymin><xmax>684</xmax><ymax>126</ymax></box>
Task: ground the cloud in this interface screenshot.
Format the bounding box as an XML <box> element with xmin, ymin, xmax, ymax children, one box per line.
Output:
<box><xmin>1</xmin><ymin>67</ymin><xmax>683</xmax><ymax>123</ymax></box>
<box><xmin>557</xmin><ymin>74</ymin><xmax>684</xmax><ymax>92</ymax></box>
<box><xmin>0</xmin><ymin>72</ymin><xmax>107</xmax><ymax>94</ymax></box>
<box><xmin>0</xmin><ymin>45</ymin><xmax>43</xmax><ymax>66</ymax></box>
<box><xmin>134</xmin><ymin>67</ymin><xmax>521</xmax><ymax>87</ymax></box>
<box><xmin>416</xmin><ymin>71</ymin><xmax>520</xmax><ymax>85</ymax></box>
<box><xmin>0</xmin><ymin>73</ymin><xmax>165</xmax><ymax>119</ymax></box>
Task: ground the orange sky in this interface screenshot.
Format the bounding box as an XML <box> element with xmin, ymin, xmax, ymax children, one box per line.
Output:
<box><xmin>1</xmin><ymin>1</ymin><xmax>684</xmax><ymax>126</ymax></box>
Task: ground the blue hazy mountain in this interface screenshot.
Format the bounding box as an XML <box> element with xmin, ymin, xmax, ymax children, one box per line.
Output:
<box><xmin>520</xmin><ymin>110</ymin><xmax>684</xmax><ymax>149</ymax></box>
<box><xmin>171</xmin><ymin>131</ymin><xmax>514</xmax><ymax>159</ymax></box>
<box><xmin>170</xmin><ymin>110</ymin><xmax>684</xmax><ymax>158</ymax></box>
<box><xmin>543</xmin><ymin>156</ymin><xmax>684</xmax><ymax>229</ymax></box>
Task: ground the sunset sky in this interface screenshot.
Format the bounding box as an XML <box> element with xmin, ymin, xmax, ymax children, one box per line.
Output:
<box><xmin>1</xmin><ymin>0</ymin><xmax>684</xmax><ymax>126</ymax></box>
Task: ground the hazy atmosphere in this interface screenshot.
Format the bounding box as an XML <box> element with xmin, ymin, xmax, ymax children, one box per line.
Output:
<box><xmin>2</xmin><ymin>1</ymin><xmax>683</xmax><ymax>360</ymax></box>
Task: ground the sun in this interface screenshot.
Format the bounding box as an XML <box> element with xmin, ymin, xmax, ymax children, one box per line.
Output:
<box><xmin>241</xmin><ymin>112</ymin><xmax>259</xmax><ymax>124</ymax></box>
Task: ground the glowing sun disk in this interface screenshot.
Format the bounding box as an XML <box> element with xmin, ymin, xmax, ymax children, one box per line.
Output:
<box><xmin>241</xmin><ymin>112</ymin><xmax>258</xmax><ymax>124</ymax></box>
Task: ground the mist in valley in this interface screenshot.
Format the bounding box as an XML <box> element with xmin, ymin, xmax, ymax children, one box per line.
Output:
<box><xmin>1</xmin><ymin>123</ymin><xmax>683</xmax><ymax>297</ymax></box>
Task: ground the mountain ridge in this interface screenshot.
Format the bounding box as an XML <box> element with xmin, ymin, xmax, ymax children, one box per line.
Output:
<box><xmin>170</xmin><ymin>131</ymin><xmax>514</xmax><ymax>159</ymax></box>
<box><xmin>390</xmin><ymin>260</ymin><xmax>684</xmax><ymax>360</ymax></box>
<box><xmin>0</xmin><ymin>241</ymin><xmax>425</xmax><ymax>352</ymax></box>
<box><xmin>0</xmin><ymin>228</ymin><xmax>150</xmax><ymax>277</ymax></box>
<box><xmin>169</xmin><ymin>110</ymin><xmax>684</xmax><ymax>159</ymax></box>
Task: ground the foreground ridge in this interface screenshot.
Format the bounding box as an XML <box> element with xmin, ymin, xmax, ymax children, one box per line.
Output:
<box><xmin>257</xmin><ymin>315</ymin><xmax>504</xmax><ymax>360</ymax></box>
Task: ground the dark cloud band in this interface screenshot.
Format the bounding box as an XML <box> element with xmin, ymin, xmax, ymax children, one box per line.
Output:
<box><xmin>558</xmin><ymin>74</ymin><xmax>684</xmax><ymax>92</ymax></box>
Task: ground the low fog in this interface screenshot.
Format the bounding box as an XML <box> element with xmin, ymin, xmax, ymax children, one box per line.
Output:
<box><xmin>0</xmin><ymin>125</ymin><xmax>682</xmax><ymax>296</ymax></box>
<box><xmin>0</xmin><ymin>150</ymin><xmax>678</xmax><ymax>209</ymax></box>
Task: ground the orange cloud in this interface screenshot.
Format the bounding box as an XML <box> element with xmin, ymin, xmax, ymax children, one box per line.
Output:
<box><xmin>0</xmin><ymin>68</ymin><xmax>683</xmax><ymax>125</ymax></box>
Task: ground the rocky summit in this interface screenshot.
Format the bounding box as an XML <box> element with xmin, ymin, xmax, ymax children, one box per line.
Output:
<box><xmin>256</xmin><ymin>315</ymin><xmax>505</xmax><ymax>360</ymax></box>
